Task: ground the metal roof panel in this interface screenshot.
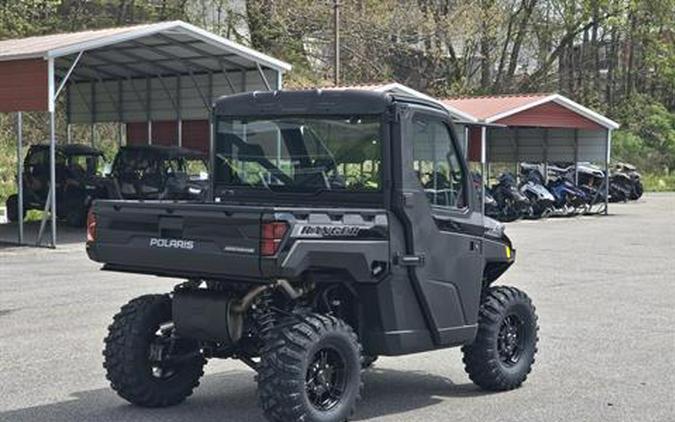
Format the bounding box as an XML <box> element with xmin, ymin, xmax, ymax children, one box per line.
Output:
<box><xmin>0</xmin><ymin>21</ymin><xmax>291</xmax><ymax>72</ymax></box>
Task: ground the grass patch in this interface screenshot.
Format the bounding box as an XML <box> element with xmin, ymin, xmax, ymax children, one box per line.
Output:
<box><xmin>0</xmin><ymin>143</ymin><xmax>17</xmax><ymax>206</ymax></box>
<box><xmin>643</xmin><ymin>172</ymin><xmax>675</xmax><ymax>192</ymax></box>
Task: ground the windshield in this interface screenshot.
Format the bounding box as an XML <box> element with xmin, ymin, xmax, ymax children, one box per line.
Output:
<box><xmin>214</xmin><ymin>116</ymin><xmax>381</xmax><ymax>193</ymax></box>
<box><xmin>113</xmin><ymin>150</ymin><xmax>207</xmax><ymax>178</ymax></box>
<box><xmin>67</xmin><ymin>154</ymin><xmax>102</xmax><ymax>177</ymax></box>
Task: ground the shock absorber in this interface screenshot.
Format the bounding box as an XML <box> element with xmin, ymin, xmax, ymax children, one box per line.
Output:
<box><xmin>251</xmin><ymin>289</ymin><xmax>276</xmax><ymax>343</ymax></box>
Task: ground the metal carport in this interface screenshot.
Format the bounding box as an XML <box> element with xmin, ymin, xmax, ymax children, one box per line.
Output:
<box><xmin>0</xmin><ymin>20</ymin><xmax>291</xmax><ymax>247</ymax></box>
<box><xmin>441</xmin><ymin>93</ymin><xmax>620</xmax><ymax>215</ymax></box>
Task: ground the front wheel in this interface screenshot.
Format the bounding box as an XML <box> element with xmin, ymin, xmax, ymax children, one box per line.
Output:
<box><xmin>462</xmin><ymin>286</ymin><xmax>539</xmax><ymax>391</ymax></box>
<box><xmin>103</xmin><ymin>294</ymin><xmax>206</xmax><ymax>407</ymax></box>
<box><xmin>258</xmin><ymin>314</ymin><xmax>363</xmax><ymax>422</ymax></box>
<box><xmin>631</xmin><ymin>180</ymin><xmax>644</xmax><ymax>200</ymax></box>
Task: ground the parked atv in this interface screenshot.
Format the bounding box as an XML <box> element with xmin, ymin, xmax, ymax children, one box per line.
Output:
<box><xmin>105</xmin><ymin>145</ymin><xmax>209</xmax><ymax>200</ymax></box>
<box><xmin>87</xmin><ymin>90</ymin><xmax>539</xmax><ymax>422</ymax></box>
<box><xmin>472</xmin><ymin>172</ymin><xmax>500</xmax><ymax>219</ymax></box>
<box><xmin>518</xmin><ymin>166</ymin><xmax>555</xmax><ymax>219</ymax></box>
<box><xmin>5</xmin><ymin>143</ymin><xmax>107</xmax><ymax>226</ymax></box>
<box><xmin>491</xmin><ymin>172</ymin><xmax>531</xmax><ymax>222</ymax></box>
<box><xmin>546</xmin><ymin>167</ymin><xmax>590</xmax><ymax>215</ymax></box>
<box><xmin>608</xmin><ymin>171</ymin><xmax>633</xmax><ymax>202</ymax></box>
<box><xmin>612</xmin><ymin>162</ymin><xmax>643</xmax><ymax>200</ymax></box>
<box><xmin>576</xmin><ymin>163</ymin><xmax>608</xmax><ymax>212</ymax></box>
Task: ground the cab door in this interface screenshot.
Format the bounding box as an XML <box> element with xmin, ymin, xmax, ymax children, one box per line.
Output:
<box><xmin>394</xmin><ymin>105</ymin><xmax>484</xmax><ymax>346</ymax></box>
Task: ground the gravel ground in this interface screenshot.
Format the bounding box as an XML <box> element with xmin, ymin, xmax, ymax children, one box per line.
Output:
<box><xmin>0</xmin><ymin>193</ymin><xmax>673</xmax><ymax>422</ymax></box>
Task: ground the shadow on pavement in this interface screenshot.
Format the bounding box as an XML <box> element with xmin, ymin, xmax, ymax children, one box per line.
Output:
<box><xmin>0</xmin><ymin>367</ymin><xmax>488</xmax><ymax>422</ymax></box>
<box><xmin>0</xmin><ymin>221</ymin><xmax>85</xmax><ymax>248</ymax></box>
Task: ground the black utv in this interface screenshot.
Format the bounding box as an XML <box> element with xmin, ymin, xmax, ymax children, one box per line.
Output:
<box><xmin>6</xmin><ymin>143</ymin><xmax>106</xmax><ymax>226</ymax></box>
<box><xmin>105</xmin><ymin>145</ymin><xmax>208</xmax><ymax>200</ymax></box>
<box><xmin>87</xmin><ymin>90</ymin><xmax>539</xmax><ymax>422</ymax></box>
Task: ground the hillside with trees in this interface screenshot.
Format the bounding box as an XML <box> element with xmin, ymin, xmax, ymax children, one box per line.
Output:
<box><xmin>0</xmin><ymin>0</ymin><xmax>673</xmax><ymax>203</ymax></box>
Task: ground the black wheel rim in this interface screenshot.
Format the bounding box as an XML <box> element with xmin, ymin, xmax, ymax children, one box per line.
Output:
<box><xmin>498</xmin><ymin>314</ymin><xmax>525</xmax><ymax>366</ymax></box>
<box><xmin>306</xmin><ymin>347</ymin><xmax>347</xmax><ymax>411</ymax></box>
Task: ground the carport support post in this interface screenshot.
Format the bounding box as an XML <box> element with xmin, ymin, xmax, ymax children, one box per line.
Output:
<box><xmin>463</xmin><ymin>126</ymin><xmax>469</xmax><ymax>159</ymax></box>
<box><xmin>574</xmin><ymin>129</ymin><xmax>579</xmax><ymax>185</ymax></box>
<box><xmin>543</xmin><ymin>128</ymin><xmax>549</xmax><ymax>184</ymax></box>
<box><xmin>177</xmin><ymin>75</ymin><xmax>182</xmax><ymax>147</ymax></box>
<box><xmin>146</xmin><ymin>77</ymin><xmax>152</xmax><ymax>145</ymax></box>
<box><xmin>48</xmin><ymin>57</ymin><xmax>57</xmax><ymax>247</ymax></box>
<box><xmin>91</xmin><ymin>80</ymin><xmax>96</xmax><ymax>146</ymax></box>
<box><xmin>49</xmin><ymin>111</ymin><xmax>57</xmax><ymax>247</ymax></box>
<box><xmin>605</xmin><ymin>129</ymin><xmax>611</xmax><ymax>215</ymax></box>
<box><xmin>16</xmin><ymin>112</ymin><xmax>24</xmax><ymax>244</ymax></box>
<box><xmin>514</xmin><ymin>128</ymin><xmax>519</xmax><ymax>181</ymax></box>
<box><xmin>481</xmin><ymin>126</ymin><xmax>487</xmax><ymax>216</ymax></box>
<box><xmin>117</xmin><ymin>80</ymin><xmax>124</xmax><ymax>148</ymax></box>
<box><xmin>66</xmin><ymin>88</ymin><xmax>72</xmax><ymax>144</ymax></box>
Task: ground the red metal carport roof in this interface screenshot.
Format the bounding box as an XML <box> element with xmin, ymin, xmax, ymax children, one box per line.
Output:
<box><xmin>442</xmin><ymin>93</ymin><xmax>619</xmax><ymax>130</ymax></box>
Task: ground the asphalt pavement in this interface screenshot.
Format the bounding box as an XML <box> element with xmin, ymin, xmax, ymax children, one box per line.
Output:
<box><xmin>0</xmin><ymin>193</ymin><xmax>673</xmax><ymax>422</ymax></box>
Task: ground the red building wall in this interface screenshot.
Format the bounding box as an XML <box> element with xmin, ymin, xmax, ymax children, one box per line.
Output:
<box><xmin>0</xmin><ymin>58</ymin><xmax>48</xmax><ymax>112</ymax></box>
<box><xmin>467</xmin><ymin>127</ymin><xmax>482</xmax><ymax>162</ymax></box>
<box><xmin>126</xmin><ymin>119</ymin><xmax>209</xmax><ymax>152</ymax></box>
<box><xmin>495</xmin><ymin>102</ymin><xmax>604</xmax><ymax>130</ymax></box>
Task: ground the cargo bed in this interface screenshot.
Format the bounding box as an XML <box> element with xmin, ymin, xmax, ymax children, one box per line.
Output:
<box><xmin>87</xmin><ymin>200</ymin><xmax>267</xmax><ymax>280</ymax></box>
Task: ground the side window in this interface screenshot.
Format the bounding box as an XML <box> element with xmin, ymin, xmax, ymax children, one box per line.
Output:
<box><xmin>27</xmin><ymin>149</ymin><xmax>47</xmax><ymax>167</ymax></box>
<box><xmin>412</xmin><ymin>115</ymin><xmax>467</xmax><ymax>209</ymax></box>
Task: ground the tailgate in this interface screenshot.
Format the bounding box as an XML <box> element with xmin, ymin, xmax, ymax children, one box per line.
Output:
<box><xmin>88</xmin><ymin>201</ymin><xmax>265</xmax><ymax>279</ymax></box>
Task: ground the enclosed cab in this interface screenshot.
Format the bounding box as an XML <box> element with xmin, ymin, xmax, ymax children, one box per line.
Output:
<box><xmin>106</xmin><ymin>145</ymin><xmax>209</xmax><ymax>200</ymax></box>
<box><xmin>87</xmin><ymin>90</ymin><xmax>537</xmax><ymax>422</ymax></box>
<box><xmin>6</xmin><ymin>143</ymin><xmax>106</xmax><ymax>226</ymax></box>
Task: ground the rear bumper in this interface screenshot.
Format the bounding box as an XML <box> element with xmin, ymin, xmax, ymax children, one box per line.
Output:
<box><xmin>88</xmin><ymin>240</ymin><xmax>263</xmax><ymax>281</ymax></box>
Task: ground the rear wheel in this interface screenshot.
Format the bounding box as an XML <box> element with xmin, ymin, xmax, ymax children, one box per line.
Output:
<box><xmin>258</xmin><ymin>314</ymin><xmax>363</xmax><ymax>422</ymax></box>
<box><xmin>103</xmin><ymin>294</ymin><xmax>206</xmax><ymax>407</ymax></box>
<box><xmin>6</xmin><ymin>195</ymin><xmax>24</xmax><ymax>222</ymax></box>
<box><xmin>462</xmin><ymin>286</ymin><xmax>538</xmax><ymax>391</ymax></box>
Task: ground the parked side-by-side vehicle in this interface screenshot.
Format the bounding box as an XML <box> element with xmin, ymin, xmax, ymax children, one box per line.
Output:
<box><xmin>6</xmin><ymin>144</ymin><xmax>107</xmax><ymax>226</ymax></box>
<box><xmin>86</xmin><ymin>90</ymin><xmax>539</xmax><ymax>422</ymax></box>
<box><xmin>5</xmin><ymin>144</ymin><xmax>208</xmax><ymax>226</ymax></box>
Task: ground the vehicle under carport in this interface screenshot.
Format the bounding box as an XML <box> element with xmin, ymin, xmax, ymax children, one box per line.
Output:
<box><xmin>0</xmin><ymin>20</ymin><xmax>291</xmax><ymax>247</ymax></box>
<box><xmin>441</xmin><ymin>93</ymin><xmax>620</xmax><ymax>215</ymax></box>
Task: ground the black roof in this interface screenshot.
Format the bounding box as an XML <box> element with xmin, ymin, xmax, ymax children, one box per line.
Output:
<box><xmin>31</xmin><ymin>143</ymin><xmax>103</xmax><ymax>156</ymax></box>
<box><xmin>119</xmin><ymin>145</ymin><xmax>206</xmax><ymax>160</ymax></box>
<box><xmin>214</xmin><ymin>89</ymin><xmax>447</xmax><ymax>117</ymax></box>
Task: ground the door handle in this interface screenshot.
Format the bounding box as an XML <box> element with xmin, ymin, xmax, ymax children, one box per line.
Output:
<box><xmin>402</xmin><ymin>192</ymin><xmax>415</xmax><ymax>208</ymax></box>
<box><xmin>396</xmin><ymin>253</ymin><xmax>425</xmax><ymax>266</ymax></box>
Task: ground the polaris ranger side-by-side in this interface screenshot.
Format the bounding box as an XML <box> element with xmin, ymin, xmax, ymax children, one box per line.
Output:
<box><xmin>105</xmin><ymin>145</ymin><xmax>209</xmax><ymax>201</ymax></box>
<box><xmin>87</xmin><ymin>90</ymin><xmax>539</xmax><ymax>422</ymax></box>
<box><xmin>6</xmin><ymin>144</ymin><xmax>107</xmax><ymax>226</ymax></box>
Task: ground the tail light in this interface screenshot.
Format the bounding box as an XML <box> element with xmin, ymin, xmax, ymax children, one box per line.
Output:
<box><xmin>86</xmin><ymin>209</ymin><xmax>96</xmax><ymax>242</ymax></box>
<box><xmin>261</xmin><ymin>221</ymin><xmax>288</xmax><ymax>256</ymax></box>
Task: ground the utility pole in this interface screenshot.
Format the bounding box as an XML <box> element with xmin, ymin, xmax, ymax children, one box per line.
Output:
<box><xmin>333</xmin><ymin>0</ymin><xmax>340</xmax><ymax>86</ymax></box>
